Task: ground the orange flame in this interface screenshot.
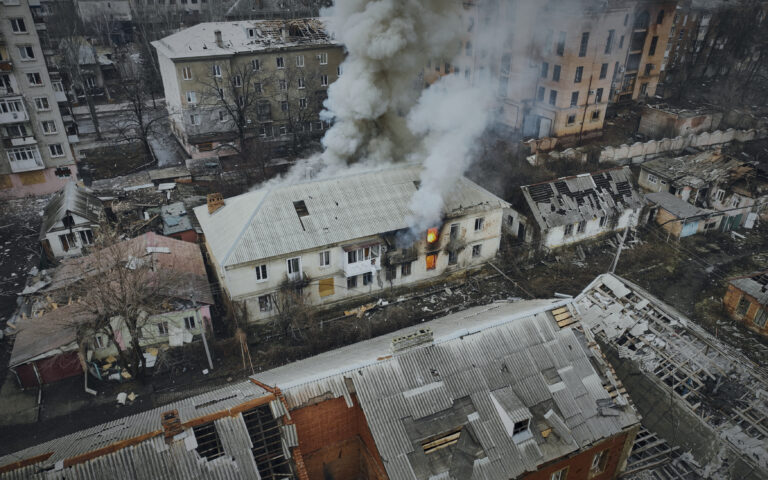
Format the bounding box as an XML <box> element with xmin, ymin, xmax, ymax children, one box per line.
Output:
<box><xmin>427</xmin><ymin>228</ymin><xmax>439</xmax><ymax>244</ymax></box>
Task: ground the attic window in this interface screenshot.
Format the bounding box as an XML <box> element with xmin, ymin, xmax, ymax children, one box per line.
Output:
<box><xmin>193</xmin><ymin>422</ymin><xmax>225</xmax><ymax>461</ymax></box>
<box><xmin>63</xmin><ymin>214</ymin><xmax>75</xmax><ymax>228</ymax></box>
<box><xmin>293</xmin><ymin>200</ymin><xmax>309</xmax><ymax>217</ymax></box>
<box><xmin>247</xmin><ymin>28</ymin><xmax>256</xmax><ymax>38</ymax></box>
<box><xmin>513</xmin><ymin>419</ymin><xmax>530</xmax><ymax>437</ymax></box>
<box><xmin>422</xmin><ymin>426</ymin><xmax>462</xmax><ymax>454</ymax></box>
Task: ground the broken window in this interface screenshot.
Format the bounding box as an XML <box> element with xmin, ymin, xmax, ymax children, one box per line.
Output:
<box><xmin>656</xmin><ymin>10</ymin><xmax>665</xmax><ymax>24</ymax></box>
<box><xmin>550</xmin><ymin>467</ymin><xmax>569</xmax><ymax>480</ymax></box>
<box><xmin>401</xmin><ymin>262</ymin><xmax>412</xmax><ymax>277</ymax></box>
<box><xmin>737</xmin><ymin>296</ymin><xmax>750</xmax><ymax>316</ymax></box>
<box><xmin>184</xmin><ymin>316</ymin><xmax>196</xmax><ymax>329</ymax></box>
<box><xmin>574</xmin><ymin>66</ymin><xmax>583</xmax><ymax>83</ymax></box>
<box><xmin>647</xmin><ymin>173</ymin><xmax>658</xmax><ymax>184</ymax></box>
<box><xmin>605</xmin><ymin>29</ymin><xmax>615</xmax><ymax>54</ymax></box>
<box><xmin>362</xmin><ymin>272</ymin><xmax>373</xmax><ymax>286</ymax></box>
<box><xmin>596</xmin><ymin>88</ymin><xmax>604</xmax><ymax>103</ymax></box>
<box><xmin>619</xmin><ymin>35</ymin><xmax>625</xmax><ymax>49</ymax></box>
<box><xmin>472</xmin><ymin>244</ymin><xmax>482</xmax><ymax>257</ymax></box>
<box><xmin>715</xmin><ymin>189</ymin><xmax>725</xmax><ymax>202</ymax></box>
<box><xmin>570</xmin><ymin>91</ymin><xmax>579</xmax><ymax>106</ymax></box>
<box><xmin>556</xmin><ymin>31</ymin><xmax>566</xmax><ymax>56</ymax></box>
<box><xmin>347</xmin><ymin>245</ymin><xmax>379</xmax><ymax>264</ymax></box>
<box><xmin>319</xmin><ymin>250</ymin><xmax>330</xmax><ymax>267</ymax></box>
<box><xmin>347</xmin><ymin>275</ymin><xmax>357</xmax><ymax>289</ymax></box>
<box><xmin>59</xmin><ymin>233</ymin><xmax>76</xmax><ymax>251</ymax></box>
<box><xmin>158</xmin><ymin>321</ymin><xmax>169</xmax><ymax>336</ymax></box>
<box><xmin>564</xmin><ymin>224</ymin><xmax>574</xmax><ymax>236</ymax></box>
<box><xmin>644</xmin><ymin>63</ymin><xmax>654</xmax><ymax>75</ymax></box>
<box><xmin>639</xmin><ymin>82</ymin><xmax>648</xmax><ymax>95</ymax></box>
<box><xmin>553</xmin><ymin>65</ymin><xmax>561</xmax><ymax>82</ymax></box>
<box><xmin>318</xmin><ymin>277</ymin><xmax>334</xmax><ymax>297</ymax></box>
<box><xmin>78</xmin><ymin>230</ymin><xmax>93</xmax><ymax>245</ymax></box>
<box><xmin>754</xmin><ymin>309</ymin><xmax>767</xmax><ymax>328</ymax></box>
<box><xmin>599</xmin><ymin>63</ymin><xmax>608</xmax><ymax>79</ymax></box>
<box><xmin>252</xmin><ymin>59</ymin><xmax>260</xmax><ymax>71</ymax></box>
<box><xmin>293</xmin><ymin>200</ymin><xmax>309</xmax><ymax>217</ymax></box>
<box><xmin>422</xmin><ymin>427</ymin><xmax>462</xmax><ymax>454</ymax></box>
<box><xmin>450</xmin><ymin>223</ymin><xmax>460</xmax><ymax>241</ymax></box>
<box><xmin>512</xmin><ymin>419</ymin><xmax>529</xmax><ymax>436</ymax></box>
<box><xmin>386</xmin><ymin>266</ymin><xmax>397</xmax><ymax>281</ymax></box>
<box><xmin>579</xmin><ymin>32</ymin><xmax>589</xmax><ymax>57</ymax></box>
<box><xmin>193</xmin><ymin>422</ymin><xmax>225</xmax><ymax>461</ymax></box>
<box><xmin>242</xmin><ymin>405</ymin><xmax>294</xmax><ymax>478</ymax></box>
<box><xmin>591</xmin><ymin>449</ymin><xmax>609</xmax><ymax>474</ymax></box>
<box><xmin>567</xmin><ymin>114</ymin><xmax>576</xmax><ymax>125</ymax></box>
<box><xmin>255</xmin><ymin>264</ymin><xmax>267</xmax><ymax>281</ymax></box>
<box><xmin>577</xmin><ymin>221</ymin><xmax>587</xmax><ymax>233</ymax></box>
<box><xmin>258</xmin><ymin>294</ymin><xmax>272</xmax><ymax>312</ymax></box>
<box><xmin>541</xmin><ymin>62</ymin><xmax>549</xmax><ymax>79</ymax></box>
<box><xmin>731</xmin><ymin>197</ymin><xmax>740</xmax><ymax>208</ymax></box>
<box><xmin>591</xmin><ymin>109</ymin><xmax>600</xmax><ymax>121</ymax></box>
<box><xmin>287</xmin><ymin>257</ymin><xmax>301</xmax><ymax>276</ymax></box>
<box><xmin>95</xmin><ymin>335</ymin><xmax>105</xmax><ymax>349</ymax></box>
<box><xmin>448</xmin><ymin>251</ymin><xmax>458</xmax><ymax>265</ymax></box>
<box><xmin>474</xmin><ymin>217</ymin><xmax>484</xmax><ymax>231</ymax></box>
<box><xmin>426</xmin><ymin>253</ymin><xmax>437</xmax><ymax>270</ymax></box>
<box><xmin>649</xmin><ymin>36</ymin><xmax>659</xmax><ymax>56</ymax></box>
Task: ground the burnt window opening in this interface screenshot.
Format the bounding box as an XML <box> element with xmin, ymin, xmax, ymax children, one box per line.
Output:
<box><xmin>293</xmin><ymin>200</ymin><xmax>309</xmax><ymax>217</ymax></box>
<box><xmin>62</xmin><ymin>214</ymin><xmax>75</xmax><ymax>229</ymax></box>
<box><xmin>193</xmin><ymin>422</ymin><xmax>225</xmax><ymax>461</ymax></box>
<box><xmin>422</xmin><ymin>426</ymin><xmax>462</xmax><ymax>454</ymax></box>
<box><xmin>242</xmin><ymin>405</ymin><xmax>294</xmax><ymax>479</ymax></box>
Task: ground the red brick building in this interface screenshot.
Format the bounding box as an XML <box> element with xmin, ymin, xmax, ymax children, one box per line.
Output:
<box><xmin>724</xmin><ymin>270</ymin><xmax>768</xmax><ymax>338</ymax></box>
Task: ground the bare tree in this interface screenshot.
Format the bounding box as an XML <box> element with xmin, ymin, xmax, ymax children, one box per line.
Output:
<box><xmin>279</xmin><ymin>60</ymin><xmax>327</xmax><ymax>155</ymax></box>
<box><xmin>57</xmin><ymin>36</ymin><xmax>104</xmax><ymax>140</ymax></box>
<box><xmin>199</xmin><ymin>62</ymin><xmax>271</xmax><ymax>175</ymax></box>
<box><xmin>59</xmin><ymin>229</ymin><xmax>182</xmax><ymax>379</ymax></box>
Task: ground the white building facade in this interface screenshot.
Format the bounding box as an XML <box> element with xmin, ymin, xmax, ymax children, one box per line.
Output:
<box><xmin>195</xmin><ymin>166</ymin><xmax>513</xmax><ymax>323</ymax></box>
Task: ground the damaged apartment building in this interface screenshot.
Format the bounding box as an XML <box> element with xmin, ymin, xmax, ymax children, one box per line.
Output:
<box><xmin>0</xmin><ymin>294</ymin><xmax>642</xmax><ymax>479</ymax></box>
<box><xmin>638</xmin><ymin>149</ymin><xmax>768</xmax><ymax>232</ymax></box>
<box><xmin>152</xmin><ymin>19</ymin><xmax>344</xmax><ymax>160</ymax></box>
<box><xmin>520</xmin><ymin>166</ymin><xmax>645</xmax><ymax>249</ymax></box>
<box><xmin>194</xmin><ymin>165</ymin><xmax>515</xmax><ymax>324</ymax></box>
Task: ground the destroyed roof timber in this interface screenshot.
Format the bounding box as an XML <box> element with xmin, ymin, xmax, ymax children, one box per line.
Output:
<box><xmin>645</xmin><ymin>192</ymin><xmax>714</xmax><ymax>219</ymax></box>
<box><xmin>39</xmin><ymin>182</ymin><xmax>104</xmax><ymax>240</ymax></box>
<box><xmin>729</xmin><ymin>270</ymin><xmax>768</xmax><ymax>306</ymax></box>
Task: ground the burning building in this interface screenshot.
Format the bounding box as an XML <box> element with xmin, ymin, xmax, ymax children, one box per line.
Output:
<box><xmin>194</xmin><ymin>165</ymin><xmax>516</xmax><ymax>323</ymax></box>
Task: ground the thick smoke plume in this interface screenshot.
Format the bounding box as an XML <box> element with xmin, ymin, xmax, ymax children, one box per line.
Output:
<box><xmin>317</xmin><ymin>0</ymin><xmax>497</xmax><ymax>240</ymax></box>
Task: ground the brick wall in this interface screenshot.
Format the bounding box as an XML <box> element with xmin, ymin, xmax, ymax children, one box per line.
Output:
<box><xmin>523</xmin><ymin>429</ymin><xmax>635</xmax><ymax>480</ymax></box>
<box><xmin>290</xmin><ymin>395</ymin><xmax>387</xmax><ymax>480</ymax></box>
<box><xmin>724</xmin><ymin>284</ymin><xmax>768</xmax><ymax>337</ymax></box>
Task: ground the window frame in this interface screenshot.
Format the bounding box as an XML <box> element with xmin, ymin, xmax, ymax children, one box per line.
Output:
<box><xmin>41</xmin><ymin>120</ymin><xmax>57</xmax><ymax>135</ymax></box>
<box><xmin>184</xmin><ymin>316</ymin><xmax>196</xmax><ymax>329</ymax></box>
<box><xmin>49</xmin><ymin>144</ymin><xmax>65</xmax><ymax>157</ymax></box>
<box><xmin>474</xmin><ymin>217</ymin><xmax>484</xmax><ymax>231</ymax></box>
<box><xmin>182</xmin><ymin>66</ymin><xmax>192</xmax><ymax>80</ymax></box>
<box><xmin>471</xmin><ymin>244</ymin><xmax>482</xmax><ymax>258</ymax></box>
<box><xmin>296</xmin><ymin>55</ymin><xmax>305</xmax><ymax>67</ymax></box>
<box><xmin>258</xmin><ymin>294</ymin><xmax>273</xmax><ymax>312</ymax></box>
<box><xmin>158</xmin><ymin>321</ymin><xmax>169</xmax><ymax>336</ymax></box>
<box><xmin>255</xmin><ymin>264</ymin><xmax>268</xmax><ymax>281</ymax></box>
<box><xmin>34</xmin><ymin>96</ymin><xmax>50</xmax><ymax>111</ymax></box>
<box><xmin>10</xmin><ymin>18</ymin><xmax>27</xmax><ymax>33</ymax></box>
<box><xmin>319</xmin><ymin>250</ymin><xmax>330</xmax><ymax>267</ymax></box>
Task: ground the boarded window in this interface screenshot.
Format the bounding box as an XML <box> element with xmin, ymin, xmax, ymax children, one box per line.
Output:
<box><xmin>19</xmin><ymin>171</ymin><xmax>45</xmax><ymax>185</ymax></box>
<box><xmin>318</xmin><ymin>277</ymin><xmax>334</xmax><ymax>297</ymax></box>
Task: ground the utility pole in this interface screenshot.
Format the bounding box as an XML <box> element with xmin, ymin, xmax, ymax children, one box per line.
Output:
<box><xmin>191</xmin><ymin>295</ymin><xmax>214</xmax><ymax>371</ymax></box>
<box><xmin>610</xmin><ymin>226</ymin><xmax>628</xmax><ymax>274</ymax></box>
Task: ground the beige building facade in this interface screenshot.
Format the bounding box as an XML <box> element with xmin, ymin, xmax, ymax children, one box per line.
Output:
<box><xmin>0</xmin><ymin>0</ymin><xmax>77</xmax><ymax>197</ymax></box>
<box><xmin>153</xmin><ymin>19</ymin><xmax>344</xmax><ymax>160</ymax></box>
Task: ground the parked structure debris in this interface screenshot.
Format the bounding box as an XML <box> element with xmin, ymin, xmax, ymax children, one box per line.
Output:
<box><xmin>39</xmin><ymin>182</ymin><xmax>103</xmax><ymax>261</ymax></box>
<box><xmin>723</xmin><ymin>270</ymin><xmax>768</xmax><ymax>338</ymax></box>
<box><xmin>645</xmin><ymin>191</ymin><xmax>721</xmax><ymax>238</ymax></box>
<box><xmin>575</xmin><ymin>273</ymin><xmax>768</xmax><ymax>479</ymax></box>
<box><xmin>521</xmin><ymin>166</ymin><xmax>645</xmax><ymax>249</ymax></box>
<box><xmin>195</xmin><ymin>165</ymin><xmax>517</xmax><ymax>324</ymax></box>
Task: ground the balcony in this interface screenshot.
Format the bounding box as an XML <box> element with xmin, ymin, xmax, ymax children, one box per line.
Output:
<box><xmin>7</xmin><ymin>147</ymin><xmax>44</xmax><ymax>173</ymax></box>
<box><xmin>54</xmin><ymin>91</ymin><xmax>67</xmax><ymax>103</ymax></box>
<box><xmin>67</xmin><ymin>134</ymin><xmax>79</xmax><ymax>143</ymax></box>
<box><xmin>0</xmin><ymin>60</ymin><xmax>12</xmax><ymax>72</ymax></box>
<box><xmin>344</xmin><ymin>258</ymin><xmax>381</xmax><ymax>278</ymax></box>
<box><xmin>0</xmin><ymin>107</ymin><xmax>29</xmax><ymax>125</ymax></box>
<box><xmin>3</xmin><ymin>136</ymin><xmax>37</xmax><ymax>148</ymax></box>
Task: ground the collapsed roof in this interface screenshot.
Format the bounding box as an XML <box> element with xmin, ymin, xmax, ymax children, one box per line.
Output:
<box><xmin>645</xmin><ymin>191</ymin><xmax>715</xmax><ymax>219</ymax></box>
<box><xmin>39</xmin><ymin>182</ymin><xmax>103</xmax><ymax>240</ymax></box>
<box><xmin>729</xmin><ymin>270</ymin><xmax>768</xmax><ymax>307</ymax></box>
<box><xmin>194</xmin><ymin>165</ymin><xmax>511</xmax><ymax>268</ymax></box>
<box><xmin>521</xmin><ymin>166</ymin><xmax>644</xmax><ymax>230</ymax></box>
<box><xmin>641</xmin><ymin>150</ymin><xmax>743</xmax><ymax>190</ymax></box>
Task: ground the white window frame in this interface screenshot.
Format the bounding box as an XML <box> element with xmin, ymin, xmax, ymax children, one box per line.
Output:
<box><xmin>186</xmin><ymin>91</ymin><xmax>197</xmax><ymax>104</ymax></box>
<box><xmin>212</xmin><ymin>64</ymin><xmax>222</xmax><ymax>77</ymax></box>
<box><xmin>298</xmin><ymin>77</ymin><xmax>305</xmax><ymax>89</ymax></box>
<box><xmin>49</xmin><ymin>144</ymin><xmax>65</xmax><ymax>157</ymax></box>
<box><xmin>278</xmin><ymin>79</ymin><xmax>287</xmax><ymax>91</ymax></box>
<box><xmin>184</xmin><ymin>316</ymin><xmax>196</xmax><ymax>329</ymax></box>
<box><xmin>85</xmin><ymin>77</ymin><xmax>96</xmax><ymax>88</ymax></box>
<box><xmin>318</xmin><ymin>52</ymin><xmax>328</xmax><ymax>65</ymax></box>
<box><xmin>52</xmin><ymin>81</ymin><xmax>64</xmax><ymax>92</ymax></box>
<box><xmin>590</xmin><ymin>449</ymin><xmax>608</xmax><ymax>474</ymax></box>
<box><xmin>158</xmin><ymin>321</ymin><xmax>169</xmax><ymax>336</ymax></box>
<box><xmin>474</xmin><ymin>217</ymin><xmax>484</xmax><ymax>231</ymax></box>
<box><xmin>319</xmin><ymin>250</ymin><xmax>330</xmax><ymax>267</ymax></box>
<box><xmin>233</xmin><ymin>75</ymin><xmax>242</xmax><ymax>87</ymax></box>
<box><xmin>27</xmin><ymin>73</ymin><xmax>43</xmax><ymax>86</ymax></box>
<box><xmin>95</xmin><ymin>335</ymin><xmax>105</xmax><ymax>349</ymax></box>
<box><xmin>647</xmin><ymin>173</ymin><xmax>658</xmax><ymax>184</ymax></box>
<box><xmin>252</xmin><ymin>58</ymin><xmax>260</xmax><ymax>71</ymax></box>
<box><xmin>472</xmin><ymin>244</ymin><xmax>482</xmax><ymax>257</ymax></box>
<box><xmin>182</xmin><ymin>66</ymin><xmax>192</xmax><ymax>80</ymax></box>
<box><xmin>255</xmin><ymin>264</ymin><xmax>268</xmax><ymax>281</ymax></box>
<box><xmin>296</xmin><ymin>55</ymin><xmax>304</xmax><ymax>67</ymax></box>
<box><xmin>731</xmin><ymin>197</ymin><xmax>740</xmax><ymax>208</ymax></box>
<box><xmin>299</xmin><ymin>98</ymin><xmax>307</xmax><ymax>109</ymax></box>
<box><xmin>18</xmin><ymin>45</ymin><xmax>35</xmax><ymax>61</ymax></box>
<box><xmin>550</xmin><ymin>468</ymin><xmax>568</xmax><ymax>480</ymax></box>
<box><xmin>320</xmin><ymin>74</ymin><xmax>328</xmax><ymax>86</ymax></box>
<box><xmin>34</xmin><ymin>96</ymin><xmax>50</xmax><ymax>111</ymax></box>
<box><xmin>715</xmin><ymin>189</ymin><xmax>725</xmax><ymax>202</ymax></box>
<box><xmin>78</xmin><ymin>229</ymin><xmax>93</xmax><ymax>245</ymax></box>
<box><xmin>287</xmin><ymin>257</ymin><xmax>301</xmax><ymax>275</ymax></box>
<box><xmin>276</xmin><ymin>57</ymin><xmax>284</xmax><ymax>69</ymax></box>
<box><xmin>258</xmin><ymin>294</ymin><xmax>273</xmax><ymax>312</ymax></box>
<box><xmin>41</xmin><ymin>120</ymin><xmax>57</xmax><ymax>134</ymax></box>
<box><xmin>754</xmin><ymin>309</ymin><xmax>767</xmax><ymax>328</ymax></box>
<box><xmin>189</xmin><ymin>114</ymin><xmax>201</xmax><ymax>125</ymax></box>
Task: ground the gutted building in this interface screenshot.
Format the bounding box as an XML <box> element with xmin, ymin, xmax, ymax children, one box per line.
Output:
<box><xmin>637</xmin><ymin>103</ymin><xmax>722</xmax><ymax>139</ymax></box>
<box><xmin>152</xmin><ymin>19</ymin><xmax>343</xmax><ymax>160</ymax></box>
<box><xmin>576</xmin><ymin>274</ymin><xmax>768</xmax><ymax>479</ymax></box>
<box><xmin>724</xmin><ymin>270</ymin><xmax>768</xmax><ymax>338</ymax></box>
<box><xmin>39</xmin><ymin>181</ymin><xmax>103</xmax><ymax>261</ymax></box>
<box><xmin>645</xmin><ymin>191</ymin><xmax>721</xmax><ymax>238</ymax></box>
<box><xmin>638</xmin><ymin>150</ymin><xmax>768</xmax><ymax>231</ymax></box>
<box><xmin>521</xmin><ymin>166</ymin><xmax>645</xmax><ymax>249</ymax></box>
<box><xmin>195</xmin><ymin>165</ymin><xmax>513</xmax><ymax>324</ymax></box>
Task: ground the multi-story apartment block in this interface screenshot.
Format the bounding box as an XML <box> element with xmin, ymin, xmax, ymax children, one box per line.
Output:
<box><xmin>152</xmin><ymin>19</ymin><xmax>343</xmax><ymax>160</ymax></box>
<box><xmin>0</xmin><ymin>0</ymin><xmax>78</xmax><ymax>197</ymax></box>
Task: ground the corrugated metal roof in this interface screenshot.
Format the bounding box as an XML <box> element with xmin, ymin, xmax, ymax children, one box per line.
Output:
<box><xmin>646</xmin><ymin>191</ymin><xmax>713</xmax><ymax>219</ymax></box>
<box><xmin>194</xmin><ymin>165</ymin><xmax>511</xmax><ymax>267</ymax></box>
<box><xmin>729</xmin><ymin>270</ymin><xmax>768</xmax><ymax>306</ymax></box>
<box><xmin>251</xmin><ymin>298</ymin><xmax>639</xmax><ymax>480</ymax></box>
<box><xmin>0</xmin><ymin>381</ymin><xmax>273</xmax><ymax>478</ymax></box>
<box><xmin>40</xmin><ymin>182</ymin><xmax>103</xmax><ymax>240</ymax></box>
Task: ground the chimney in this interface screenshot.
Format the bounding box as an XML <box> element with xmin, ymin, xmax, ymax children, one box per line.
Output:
<box><xmin>391</xmin><ymin>328</ymin><xmax>433</xmax><ymax>353</ymax></box>
<box><xmin>214</xmin><ymin>30</ymin><xmax>223</xmax><ymax>48</ymax></box>
<box><xmin>207</xmin><ymin>193</ymin><xmax>225</xmax><ymax>214</ymax></box>
<box><xmin>161</xmin><ymin>410</ymin><xmax>183</xmax><ymax>444</ymax></box>
<box><xmin>281</xmin><ymin>22</ymin><xmax>288</xmax><ymax>42</ymax></box>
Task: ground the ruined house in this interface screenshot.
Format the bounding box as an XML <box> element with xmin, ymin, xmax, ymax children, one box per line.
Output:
<box><xmin>194</xmin><ymin>165</ymin><xmax>515</xmax><ymax>324</ymax></box>
<box><xmin>724</xmin><ymin>270</ymin><xmax>768</xmax><ymax>338</ymax></box>
<box><xmin>39</xmin><ymin>181</ymin><xmax>103</xmax><ymax>261</ymax></box>
<box><xmin>638</xmin><ymin>103</ymin><xmax>723</xmax><ymax>139</ymax></box>
<box><xmin>638</xmin><ymin>150</ymin><xmax>768</xmax><ymax>231</ymax></box>
<box><xmin>0</xmin><ymin>296</ymin><xmax>641</xmax><ymax>479</ymax></box>
<box><xmin>645</xmin><ymin>191</ymin><xmax>722</xmax><ymax>238</ymax></box>
<box><xmin>9</xmin><ymin>232</ymin><xmax>214</xmax><ymax>388</ymax></box>
<box><xmin>575</xmin><ymin>274</ymin><xmax>768</xmax><ymax>479</ymax></box>
<box><xmin>161</xmin><ymin>202</ymin><xmax>198</xmax><ymax>243</ymax></box>
<box><xmin>520</xmin><ymin>166</ymin><xmax>645</xmax><ymax>249</ymax></box>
